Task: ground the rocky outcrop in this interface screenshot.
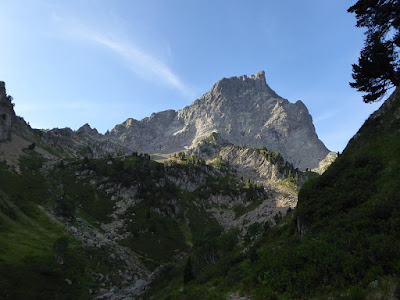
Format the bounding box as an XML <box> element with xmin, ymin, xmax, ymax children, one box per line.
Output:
<box><xmin>0</xmin><ymin>82</ymin><xmax>14</xmax><ymax>142</ymax></box>
<box><xmin>190</xmin><ymin>135</ymin><xmax>310</xmax><ymax>188</ymax></box>
<box><xmin>76</xmin><ymin>123</ymin><xmax>101</xmax><ymax>137</ymax></box>
<box><xmin>50</xmin><ymin>211</ymin><xmax>150</xmax><ymax>299</ymax></box>
<box><xmin>312</xmin><ymin>151</ymin><xmax>338</xmax><ymax>174</ymax></box>
<box><xmin>107</xmin><ymin>71</ymin><xmax>330</xmax><ymax>170</ymax></box>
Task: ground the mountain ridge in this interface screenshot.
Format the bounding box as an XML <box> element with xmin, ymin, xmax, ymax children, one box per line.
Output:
<box><xmin>1</xmin><ymin>71</ymin><xmax>332</xmax><ymax>171</ymax></box>
<box><xmin>106</xmin><ymin>71</ymin><xmax>331</xmax><ymax>170</ymax></box>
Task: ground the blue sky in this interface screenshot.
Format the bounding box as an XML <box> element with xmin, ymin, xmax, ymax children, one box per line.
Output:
<box><xmin>0</xmin><ymin>0</ymin><xmax>386</xmax><ymax>152</ymax></box>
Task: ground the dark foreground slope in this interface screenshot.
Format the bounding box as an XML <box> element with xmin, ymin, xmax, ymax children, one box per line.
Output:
<box><xmin>0</xmin><ymin>155</ymin><xmax>105</xmax><ymax>299</ymax></box>
<box><xmin>295</xmin><ymin>86</ymin><xmax>400</xmax><ymax>294</ymax></box>
<box><xmin>165</xmin><ymin>87</ymin><xmax>400</xmax><ymax>299</ymax></box>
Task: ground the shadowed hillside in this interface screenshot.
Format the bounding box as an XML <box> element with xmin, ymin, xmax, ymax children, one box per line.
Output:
<box><xmin>162</xmin><ymin>87</ymin><xmax>400</xmax><ymax>299</ymax></box>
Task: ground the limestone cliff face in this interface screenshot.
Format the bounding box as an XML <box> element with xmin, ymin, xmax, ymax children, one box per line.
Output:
<box><xmin>107</xmin><ymin>71</ymin><xmax>330</xmax><ymax>170</ymax></box>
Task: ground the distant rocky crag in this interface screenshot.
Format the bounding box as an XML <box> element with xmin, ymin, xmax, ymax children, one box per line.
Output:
<box><xmin>0</xmin><ymin>81</ymin><xmax>129</xmax><ymax>162</ymax></box>
<box><xmin>106</xmin><ymin>71</ymin><xmax>332</xmax><ymax>170</ymax></box>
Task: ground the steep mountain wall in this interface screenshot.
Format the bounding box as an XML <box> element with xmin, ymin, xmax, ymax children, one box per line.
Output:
<box><xmin>107</xmin><ymin>71</ymin><xmax>330</xmax><ymax>170</ymax></box>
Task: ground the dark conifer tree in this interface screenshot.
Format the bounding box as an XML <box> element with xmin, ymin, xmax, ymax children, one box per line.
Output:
<box><xmin>348</xmin><ymin>0</ymin><xmax>400</xmax><ymax>102</ymax></box>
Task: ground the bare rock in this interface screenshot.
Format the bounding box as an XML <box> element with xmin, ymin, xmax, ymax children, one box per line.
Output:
<box><xmin>106</xmin><ymin>71</ymin><xmax>329</xmax><ymax>170</ymax></box>
<box><xmin>65</xmin><ymin>278</ymin><xmax>72</xmax><ymax>285</ymax></box>
<box><xmin>55</xmin><ymin>254</ymin><xmax>64</xmax><ymax>265</ymax></box>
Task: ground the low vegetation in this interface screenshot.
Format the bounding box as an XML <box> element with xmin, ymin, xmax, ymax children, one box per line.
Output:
<box><xmin>159</xmin><ymin>89</ymin><xmax>400</xmax><ymax>299</ymax></box>
<box><xmin>1</xmin><ymin>87</ymin><xmax>399</xmax><ymax>299</ymax></box>
<box><xmin>0</xmin><ymin>155</ymin><xmax>98</xmax><ymax>299</ymax></box>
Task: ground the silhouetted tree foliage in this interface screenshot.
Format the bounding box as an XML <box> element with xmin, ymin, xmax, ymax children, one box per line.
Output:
<box><xmin>348</xmin><ymin>0</ymin><xmax>400</xmax><ymax>102</ymax></box>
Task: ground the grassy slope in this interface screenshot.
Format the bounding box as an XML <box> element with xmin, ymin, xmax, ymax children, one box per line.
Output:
<box><xmin>0</xmin><ymin>148</ymin><xmax>253</xmax><ymax>298</ymax></box>
<box><xmin>0</xmin><ymin>154</ymin><xmax>98</xmax><ymax>300</ymax></box>
<box><xmin>167</xmin><ymin>89</ymin><xmax>400</xmax><ymax>299</ymax></box>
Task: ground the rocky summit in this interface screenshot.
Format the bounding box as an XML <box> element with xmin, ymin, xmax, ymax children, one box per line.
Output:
<box><xmin>107</xmin><ymin>71</ymin><xmax>331</xmax><ymax>170</ymax></box>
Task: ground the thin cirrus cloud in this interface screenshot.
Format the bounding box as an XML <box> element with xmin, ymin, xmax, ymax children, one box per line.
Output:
<box><xmin>314</xmin><ymin>110</ymin><xmax>339</xmax><ymax>124</ymax></box>
<box><xmin>53</xmin><ymin>14</ymin><xmax>193</xmax><ymax>97</ymax></box>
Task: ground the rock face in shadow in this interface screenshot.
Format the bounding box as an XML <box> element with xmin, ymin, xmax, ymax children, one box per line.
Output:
<box><xmin>0</xmin><ymin>81</ymin><xmax>14</xmax><ymax>142</ymax></box>
<box><xmin>106</xmin><ymin>71</ymin><xmax>330</xmax><ymax>170</ymax></box>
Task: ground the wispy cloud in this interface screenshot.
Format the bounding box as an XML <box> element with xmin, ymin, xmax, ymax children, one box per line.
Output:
<box><xmin>314</xmin><ymin>110</ymin><xmax>339</xmax><ymax>124</ymax></box>
<box><xmin>52</xmin><ymin>14</ymin><xmax>192</xmax><ymax>97</ymax></box>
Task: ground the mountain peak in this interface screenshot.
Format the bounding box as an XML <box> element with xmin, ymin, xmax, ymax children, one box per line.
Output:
<box><xmin>77</xmin><ymin>123</ymin><xmax>99</xmax><ymax>136</ymax></box>
<box><xmin>235</xmin><ymin>70</ymin><xmax>266</xmax><ymax>82</ymax></box>
<box><xmin>210</xmin><ymin>70</ymin><xmax>278</xmax><ymax>98</ymax></box>
<box><xmin>250</xmin><ymin>70</ymin><xmax>266</xmax><ymax>80</ymax></box>
<box><xmin>107</xmin><ymin>71</ymin><xmax>330</xmax><ymax>169</ymax></box>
